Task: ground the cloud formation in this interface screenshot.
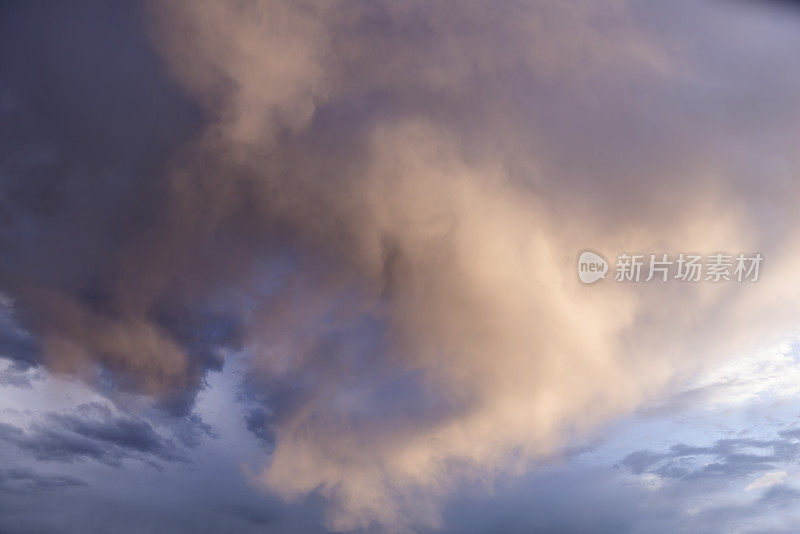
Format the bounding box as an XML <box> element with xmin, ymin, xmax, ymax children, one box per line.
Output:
<box><xmin>0</xmin><ymin>402</ymin><xmax>186</xmax><ymax>468</ymax></box>
<box><xmin>621</xmin><ymin>433</ymin><xmax>800</xmax><ymax>481</ymax></box>
<box><xmin>4</xmin><ymin>0</ymin><xmax>800</xmax><ymax>530</ymax></box>
<box><xmin>0</xmin><ymin>467</ymin><xmax>86</xmax><ymax>494</ymax></box>
<box><xmin>145</xmin><ymin>0</ymin><xmax>800</xmax><ymax>528</ymax></box>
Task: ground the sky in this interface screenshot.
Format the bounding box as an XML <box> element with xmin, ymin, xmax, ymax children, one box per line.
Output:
<box><xmin>3</xmin><ymin>0</ymin><xmax>800</xmax><ymax>532</ymax></box>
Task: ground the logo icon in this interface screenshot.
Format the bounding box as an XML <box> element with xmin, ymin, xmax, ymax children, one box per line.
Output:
<box><xmin>578</xmin><ymin>251</ymin><xmax>608</xmax><ymax>284</ymax></box>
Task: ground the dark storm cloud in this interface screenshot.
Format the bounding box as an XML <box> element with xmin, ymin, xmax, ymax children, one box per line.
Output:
<box><xmin>0</xmin><ymin>0</ymin><xmax>248</xmax><ymax>416</ymax></box>
<box><xmin>0</xmin><ymin>402</ymin><xmax>186</xmax><ymax>468</ymax></box>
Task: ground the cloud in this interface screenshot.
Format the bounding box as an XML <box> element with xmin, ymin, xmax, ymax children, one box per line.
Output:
<box><xmin>245</xmin><ymin>408</ymin><xmax>275</xmax><ymax>450</ymax></box>
<box><xmin>144</xmin><ymin>0</ymin><xmax>800</xmax><ymax>529</ymax></box>
<box><xmin>0</xmin><ymin>358</ymin><xmax>44</xmax><ymax>389</ymax></box>
<box><xmin>0</xmin><ymin>298</ymin><xmax>39</xmax><ymax>370</ymax></box>
<box><xmin>0</xmin><ymin>402</ymin><xmax>187</xmax><ymax>468</ymax></box>
<box><xmin>619</xmin><ymin>424</ymin><xmax>800</xmax><ymax>496</ymax></box>
<box><xmin>4</xmin><ymin>0</ymin><xmax>800</xmax><ymax>530</ymax></box>
<box><xmin>746</xmin><ymin>471</ymin><xmax>788</xmax><ymax>491</ymax></box>
<box><xmin>0</xmin><ymin>0</ymin><xmax>225</xmax><ymax>416</ymax></box>
<box><xmin>0</xmin><ymin>467</ymin><xmax>86</xmax><ymax>493</ymax></box>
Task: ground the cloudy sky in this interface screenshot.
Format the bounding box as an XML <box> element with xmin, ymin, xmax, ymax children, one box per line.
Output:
<box><xmin>3</xmin><ymin>0</ymin><xmax>800</xmax><ymax>532</ymax></box>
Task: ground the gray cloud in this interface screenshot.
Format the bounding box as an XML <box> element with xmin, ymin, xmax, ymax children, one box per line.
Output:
<box><xmin>0</xmin><ymin>402</ymin><xmax>187</xmax><ymax>468</ymax></box>
<box><xmin>0</xmin><ymin>0</ymin><xmax>230</xmax><ymax>416</ymax></box>
<box><xmin>245</xmin><ymin>407</ymin><xmax>275</xmax><ymax>450</ymax></box>
<box><xmin>0</xmin><ymin>467</ymin><xmax>86</xmax><ymax>494</ymax></box>
<box><xmin>620</xmin><ymin>429</ymin><xmax>800</xmax><ymax>483</ymax></box>
<box><xmin>0</xmin><ymin>360</ymin><xmax>44</xmax><ymax>389</ymax></box>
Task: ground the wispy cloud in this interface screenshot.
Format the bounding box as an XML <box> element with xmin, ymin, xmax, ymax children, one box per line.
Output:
<box><xmin>0</xmin><ymin>402</ymin><xmax>188</xmax><ymax>468</ymax></box>
<box><xmin>0</xmin><ymin>467</ymin><xmax>86</xmax><ymax>494</ymax></box>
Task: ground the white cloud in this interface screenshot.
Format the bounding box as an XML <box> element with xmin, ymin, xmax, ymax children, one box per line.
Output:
<box><xmin>745</xmin><ymin>471</ymin><xmax>788</xmax><ymax>491</ymax></box>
